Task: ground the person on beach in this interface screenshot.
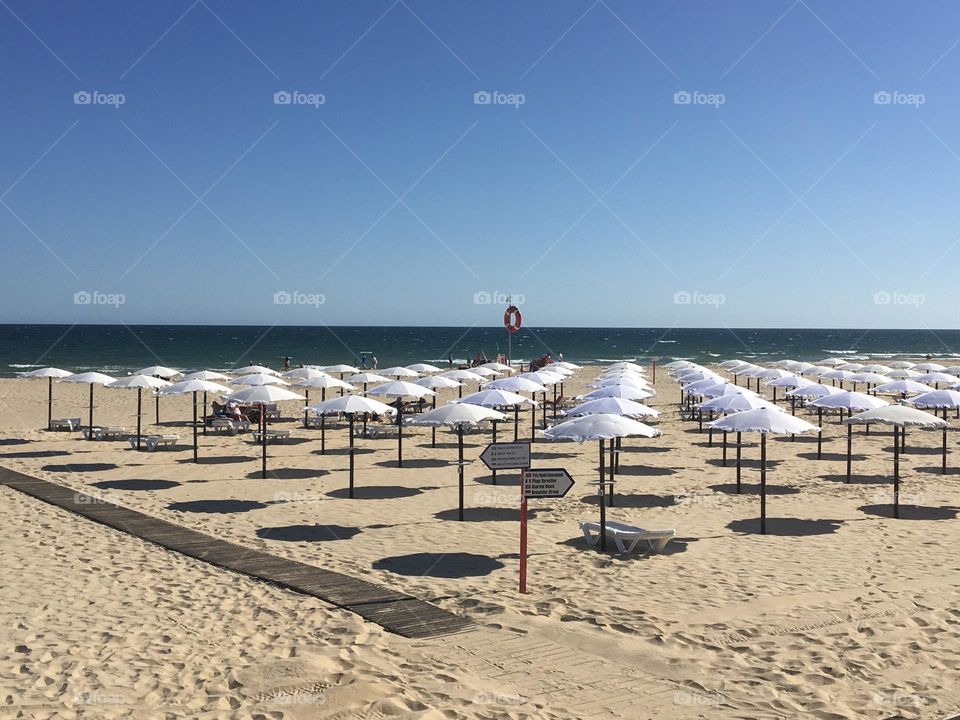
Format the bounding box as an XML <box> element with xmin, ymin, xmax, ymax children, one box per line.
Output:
<box><xmin>360</xmin><ymin>353</ymin><xmax>368</xmax><ymax>369</ymax></box>
<box><xmin>370</xmin><ymin>355</ymin><xmax>378</xmax><ymax>369</ymax></box>
<box><xmin>281</xmin><ymin>356</ymin><xmax>291</xmax><ymax>371</ymax></box>
<box><xmin>448</xmin><ymin>353</ymin><xmax>454</xmax><ymax>367</ymax></box>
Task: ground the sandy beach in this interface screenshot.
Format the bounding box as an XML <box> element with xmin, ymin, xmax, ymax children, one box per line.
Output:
<box><xmin>3</xmin><ymin>364</ymin><xmax>960</xmax><ymax>718</ymax></box>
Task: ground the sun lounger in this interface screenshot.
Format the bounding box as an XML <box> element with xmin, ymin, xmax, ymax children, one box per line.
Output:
<box><xmin>579</xmin><ymin>521</ymin><xmax>675</xmax><ymax>554</ymax></box>
<box><xmin>50</xmin><ymin>418</ymin><xmax>81</xmax><ymax>431</ymax></box>
<box><xmin>129</xmin><ymin>434</ymin><xmax>179</xmax><ymax>451</ymax></box>
<box><xmin>263</xmin><ymin>403</ymin><xmax>281</xmax><ymax>420</ymax></box>
<box><xmin>82</xmin><ymin>426</ymin><xmax>126</xmax><ymax>440</ymax></box>
<box><xmin>365</xmin><ymin>424</ymin><xmax>399</xmax><ymax>439</ymax></box>
<box><xmin>209</xmin><ymin>418</ymin><xmax>250</xmax><ymax>434</ymax></box>
<box><xmin>251</xmin><ymin>429</ymin><xmax>291</xmax><ymax>443</ymax></box>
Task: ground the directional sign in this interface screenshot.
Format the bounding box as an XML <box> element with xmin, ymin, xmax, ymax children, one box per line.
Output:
<box><xmin>523</xmin><ymin>468</ymin><xmax>575</xmax><ymax>499</ymax></box>
<box><xmin>480</xmin><ymin>441</ymin><xmax>531</xmax><ymax>471</ymax></box>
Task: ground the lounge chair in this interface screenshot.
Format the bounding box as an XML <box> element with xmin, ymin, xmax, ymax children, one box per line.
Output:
<box><xmin>129</xmin><ymin>434</ymin><xmax>179</xmax><ymax>451</ymax></box>
<box><xmin>579</xmin><ymin>521</ymin><xmax>675</xmax><ymax>554</ymax></box>
<box><xmin>82</xmin><ymin>426</ymin><xmax>126</xmax><ymax>440</ymax></box>
<box><xmin>251</xmin><ymin>429</ymin><xmax>291</xmax><ymax>443</ymax></box>
<box><xmin>50</xmin><ymin>418</ymin><xmax>81</xmax><ymax>431</ymax></box>
<box><xmin>209</xmin><ymin>417</ymin><xmax>250</xmax><ymax>434</ymax></box>
<box><xmin>263</xmin><ymin>403</ymin><xmax>281</xmax><ymax>420</ymax></box>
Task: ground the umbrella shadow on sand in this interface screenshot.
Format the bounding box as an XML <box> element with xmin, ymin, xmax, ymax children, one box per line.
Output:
<box><xmin>709</xmin><ymin>482</ymin><xmax>800</xmax><ymax>496</ymax></box>
<box><xmin>618</xmin><ymin>445</ymin><xmax>671</xmax><ymax>454</ymax></box>
<box><xmin>858</xmin><ymin>504</ymin><xmax>959</xmax><ymax>520</ymax></box>
<box><xmin>797</xmin><ymin>451</ymin><xmax>868</xmax><ymax>462</ymax></box>
<box><xmin>705</xmin><ymin>458</ymin><xmax>783</xmax><ymax>470</ymax></box>
<box><xmin>0</xmin><ymin>438</ymin><xmax>29</xmax><ymax>446</ymax></box>
<box><xmin>41</xmin><ymin>462</ymin><xmax>118</xmax><ymax>472</ymax></box>
<box><xmin>612</xmin><ymin>465</ymin><xmax>676</xmax><ymax>477</ymax></box>
<box><xmin>580</xmin><ymin>493</ymin><xmax>675</xmax><ymax>508</ymax></box>
<box><xmin>168</xmin><ymin>499</ymin><xmax>268</xmax><ymax>514</ymax></box>
<box><xmin>176</xmin><ymin>455</ymin><xmax>256</xmax><ymax>465</ymax></box>
<box><xmin>326</xmin><ymin>486</ymin><xmax>424</xmax><ymax>500</ymax></box>
<box><xmin>728</xmin><ymin>518</ymin><xmax>844</xmax><ymax>536</ymax></box>
<box><xmin>473</xmin><ymin>473</ymin><xmax>523</xmax><ymax>486</ymax></box>
<box><xmin>1</xmin><ymin>450</ymin><xmax>71</xmax><ymax>458</ymax></box>
<box><xmin>820</xmin><ymin>473</ymin><xmax>889</xmax><ymax>485</ymax></box>
<box><xmin>92</xmin><ymin>479</ymin><xmax>180</xmax><ymax>491</ymax></box>
<box><xmin>257</xmin><ymin>524</ymin><xmax>362</xmax><ymax>542</ymax></box>
<box><xmin>373</xmin><ymin>458</ymin><xmax>449</xmax><ymax>469</ymax></box>
<box><xmin>372</xmin><ymin>552</ymin><xmax>504</xmax><ymax>578</ymax></box>
<box><xmin>434</xmin><ymin>506</ymin><xmax>542</xmax><ymax>522</ymax></box>
<box><xmin>246</xmin><ymin>467</ymin><xmax>329</xmax><ymax>480</ymax></box>
<box><xmin>557</xmin><ymin>534</ymin><xmax>692</xmax><ymax>557</ymax></box>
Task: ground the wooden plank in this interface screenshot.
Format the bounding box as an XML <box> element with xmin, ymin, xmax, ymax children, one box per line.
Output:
<box><xmin>0</xmin><ymin>466</ymin><xmax>474</xmax><ymax>640</ymax></box>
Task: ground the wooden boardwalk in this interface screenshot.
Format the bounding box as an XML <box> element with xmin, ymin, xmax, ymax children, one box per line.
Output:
<box><xmin>0</xmin><ymin>466</ymin><xmax>474</xmax><ymax>639</ymax></box>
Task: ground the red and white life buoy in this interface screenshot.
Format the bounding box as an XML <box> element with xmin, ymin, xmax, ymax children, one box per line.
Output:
<box><xmin>504</xmin><ymin>305</ymin><xmax>522</xmax><ymax>334</ymax></box>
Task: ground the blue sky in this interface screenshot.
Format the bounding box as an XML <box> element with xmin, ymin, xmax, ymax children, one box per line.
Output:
<box><xmin>2</xmin><ymin>0</ymin><xmax>960</xmax><ymax>328</ymax></box>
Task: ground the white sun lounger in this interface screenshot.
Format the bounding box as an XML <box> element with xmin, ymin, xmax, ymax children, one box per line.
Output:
<box><xmin>50</xmin><ymin>417</ymin><xmax>82</xmax><ymax>431</ymax></box>
<box><xmin>82</xmin><ymin>426</ymin><xmax>126</xmax><ymax>440</ymax></box>
<box><xmin>579</xmin><ymin>521</ymin><xmax>675</xmax><ymax>554</ymax></box>
<box><xmin>251</xmin><ymin>429</ymin><xmax>291</xmax><ymax>443</ymax></box>
<box><xmin>209</xmin><ymin>418</ymin><xmax>250</xmax><ymax>434</ymax></box>
<box><xmin>130</xmin><ymin>434</ymin><xmax>179</xmax><ymax>451</ymax></box>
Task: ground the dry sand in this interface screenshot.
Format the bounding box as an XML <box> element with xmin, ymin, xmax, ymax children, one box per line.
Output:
<box><xmin>2</xmin><ymin>365</ymin><xmax>960</xmax><ymax>718</ymax></box>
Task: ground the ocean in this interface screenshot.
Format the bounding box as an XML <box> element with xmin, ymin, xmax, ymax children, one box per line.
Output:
<box><xmin>2</xmin><ymin>325</ymin><xmax>960</xmax><ymax>377</ymax></box>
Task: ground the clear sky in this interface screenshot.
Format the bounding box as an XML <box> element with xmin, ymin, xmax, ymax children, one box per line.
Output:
<box><xmin>2</xmin><ymin>0</ymin><xmax>959</xmax><ymax>328</ymax></box>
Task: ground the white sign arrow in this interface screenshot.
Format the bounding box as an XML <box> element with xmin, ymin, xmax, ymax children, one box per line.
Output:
<box><xmin>523</xmin><ymin>468</ymin><xmax>575</xmax><ymax>499</ymax></box>
<box><xmin>479</xmin><ymin>441</ymin><xmax>531</xmax><ymax>471</ymax></box>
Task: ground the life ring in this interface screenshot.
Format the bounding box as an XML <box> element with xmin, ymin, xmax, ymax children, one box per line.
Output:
<box><xmin>504</xmin><ymin>305</ymin><xmax>522</xmax><ymax>333</ymax></box>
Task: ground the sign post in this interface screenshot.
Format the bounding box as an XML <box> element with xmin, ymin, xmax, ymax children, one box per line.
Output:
<box><xmin>481</xmin><ymin>441</ymin><xmax>535</xmax><ymax>593</ymax></box>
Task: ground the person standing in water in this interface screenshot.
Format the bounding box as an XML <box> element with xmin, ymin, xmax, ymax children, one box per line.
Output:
<box><xmin>370</xmin><ymin>355</ymin><xmax>378</xmax><ymax>369</ymax></box>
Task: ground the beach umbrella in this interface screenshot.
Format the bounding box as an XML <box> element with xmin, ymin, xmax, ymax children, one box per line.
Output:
<box><xmin>847</xmin><ymin>406</ymin><xmax>946</xmax><ymax>516</ymax></box>
<box><xmin>700</xmin><ymin>392</ymin><xmax>780</xmax><ymax>471</ymax></box>
<box><xmin>837</xmin><ymin>362</ymin><xmax>866</xmax><ymax>372</ymax></box>
<box><xmin>21</xmin><ymin>367</ymin><xmax>73</xmax><ymax>430</ymax></box>
<box><xmin>107</xmin><ymin>374</ymin><xmax>172</xmax><ymax>449</ymax></box>
<box><xmin>668</xmin><ymin>359</ymin><xmax>699</xmax><ymax>369</ymax></box>
<box><xmin>945</xmin><ymin>366</ymin><xmax>960</xmax><ymax>376</ymax></box>
<box><xmin>821</xmin><ymin>369</ymin><xmax>855</xmax><ymax>387</ymax></box>
<box><xmin>366</xmin><ymin>381</ymin><xmax>436</xmax><ymax>466</ymax></box>
<box><xmin>593</xmin><ymin>376</ymin><xmax>651</xmax><ymax>389</ymax></box>
<box><xmin>818</xmin><ymin>358</ymin><xmax>848</xmax><ymax>367</ymax></box>
<box><xmin>442</xmin><ymin>369</ymin><xmax>486</xmax><ymax>397</ymax></box>
<box><xmin>457</xmin><ymin>388</ymin><xmax>535</xmax><ymax>477</ymax></box>
<box><xmin>415</xmin><ymin>375</ymin><xmax>463</xmax><ymax>447</ymax></box>
<box><xmin>136</xmin><ymin>366</ymin><xmax>181</xmax><ymax>424</ymax></box>
<box><xmin>810</xmin><ymin>391</ymin><xmax>889</xmax><ymax>478</ymax></box>
<box><xmin>294</xmin><ymin>375</ymin><xmax>353</xmax><ymax>451</ymax></box>
<box><xmin>564</xmin><ymin>397</ymin><xmax>659</xmax><ymax>419</ymax></box>
<box><xmin>137</xmin><ymin>365</ymin><xmax>181</xmax><ymax>379</ymax></box>
<box><xmin>380</xmin><ymin>366</ymin><xmax>420</xmax><ymax>379</ymax></box>
<box><xmin>409</xmin><ymin>403</ymin><xmax>506</xmax><ymax>520</ymax></box>
<box><xmin>889</xmin><ymin>361</ymin><xmax>916</xmax><ymax>369</ymax></box>
<box><xmin>182</xmin><ymin>370</ymin><xmax>230</xmax><ymax>381</ymax></box>
<box><xmin>227</xmin><ymin>385</ymin><xmax>304</xmax><ymax>479</ymax></box>
<box><xmin>232</xmin><ymin>373</ymin><xmax>289</xmax><ymax>387</ymax></box>
<box><xmin>62</xmin><ymin>372</ymin><xmax>115</xmax><ymax>439</ymax></box>
<box><xmin>719</xmin><ymin>359</ymin><xmax>743</xmax><ymax>369</ymax></box>
<box><xmin>862</xmin><ymin>364</ymin><xmax>894</xmax><ymax>374</ymax></box>
<box><xmin>520</xmin><ymin>369</ymin><xmax>564</xmax><ymax>424</ymax></box>
<box><xmin>323</xmin><ymin>364</ymin><xmax>361</xmax><ymax>395</ymax></box>
<box><xmin>914</xmin><ymin>371</ymin><xmax>957</xmax><ymax>387</ymax></box>
<box><xmin>873</xmin><ymin>380</ymin><xmax>934</xmax><ymax>397</ymax></box>
<box><xmin>481</xmin><ymin>361</ymin><xmax>515</xmax><ymax>373</ymax></box>
<box><xmin>470</xmin><ymin>366</ymin><xmax>501</xmax><ymax>379</ymax></box>
<box><xmin>906</xmin><ymin>389</ymin><xmax>960</xmax><ymax>472</ymax></box>
<box><xmin>579</xmin><ymin>384</ymin><xmax>653</xmax><ymax>401</ymax></box>
<box><xmin>485</xmin><ymin>375</ymin><xmax>547</xmax><ymax>440</ymax></box>
<box><xmin>766</xmin><ymin>374</ymin><xmax>813</xmax><ymax>410</ymax></box>
<box><xmin>800</xmin><ymin>366</ymin><xmax>834</xmax><ymax>377</ymax></box>
<box><xmin>606</xmin><ymin>361</ymin><xmax>646</xmax><ymax>373</ymax></box>
<box><xmin>543</xmin><ymin>413</ymin><xmax>660</xmax><ymax>551</ymax></box>
<box><xmin>160</xmin><ymin>379</ymin><xmax>233</xmax><ymax>462</ymax></box>
<box><xmin>709</xmin><ymin>408</ymin><xmax>819</xmax><ymax>533</ymax></box>
<box><xmin>347</xmin><ymin>372</ymin><xmax>390</xmax><ymax>386</ymax></box>
<box><xmin>282</xmin><ymin>367</ymin><xmax>330</xmax><ymax>380</ymax></box>
<box><xmin>554</xmin><ymin>361</ymin><xmax>581</xmax><ymax>371</ymax></box>
<box><xmin>309</xmin><ymin>395</ymin><xmax>396</xmax><ymax>498</ymax></box>
<box><xmin>407</xmin><ymin>363</ymin><xmax>441</xmax><ymax>374</ymax></box>
<box><xmin>233</xmin><ymin>365</ymin><xmax>280</xmax><ymax>375</ymax></box>
<box><xmin>848</xmin><ymin>372</ymin><xmax>893</xmax><ymax>388</ymax></box>
<box><xmin>914</xmin><ymin>362</ymin><xmax>947</xmax><ymax>372</ymax></box>
<box><xmin>887</xmin><ymin>369</ymin><xmax>922</xmax><ymax>380</ymax></box>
